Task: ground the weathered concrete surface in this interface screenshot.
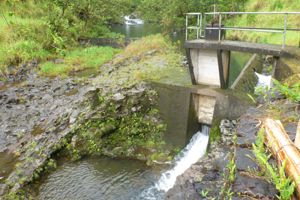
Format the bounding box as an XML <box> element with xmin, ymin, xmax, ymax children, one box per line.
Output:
<box><xmin>185</xmin><ymin>40</ymin><xmax>285</xmax><ymax>57</ymax></box>
<box><xmin>189</xmin><ymin>49</ymin><xmax>221</xmax><ymax>86</ymax></box>
<box><xmin>276</xmin><ymin>57</ymin><xmax>300</xmax><ymax>85</ymax></box>
<box><xmin>187</xmin><ymin>48</ymin><xmax>230</xmax><ymax>88</ymax></box>
<box><xmin>192</xmin><ymin>94</ymin><xmax>216</xmax><ymax>125</ymax></box>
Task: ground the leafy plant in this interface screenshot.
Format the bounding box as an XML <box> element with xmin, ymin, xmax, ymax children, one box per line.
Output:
<box><xmin>273</xmin><ymin>79</ymin><xmax>300</xmax><ymax>103</ymax></box>
<box><xmin>200</xmin><ymin>189</ymin><xmax>209</xmax><ymax>197</ymax></box>
<box><xmin>227</xmin><ymin>157</ymin><xmax>236</xmax><ymax>183</ymax></box>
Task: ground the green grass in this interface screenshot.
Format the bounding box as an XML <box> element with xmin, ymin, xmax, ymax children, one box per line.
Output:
<box><xmin>0</xmin><ymin>8</ymin><xmax>53</xmax><ymax>69</ymax></box>
<box><xmin>40</xmin><ymin>46</ymin><xmax>120</xmax><ymax>77</ymax></box>
<box><xmin>114</xmin><ymin>34</ymin><xmax>175</xmax><ymax>63</ymax></box>
<box><xmin>226</xmin><ymin>0</ymin><xmax>300</xmax><ymax>46</ymax></box>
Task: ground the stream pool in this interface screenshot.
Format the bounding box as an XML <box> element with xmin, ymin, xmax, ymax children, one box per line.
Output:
<box><xmin>38</xmin><ymin>157</ymin><xmax>162</xmax><ymax>200</ymax></box>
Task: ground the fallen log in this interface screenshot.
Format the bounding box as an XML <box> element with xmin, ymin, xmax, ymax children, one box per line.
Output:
<box><xmin>263</xmin><ymin>118</ymin><xmax>300</xmax><ymax>197</ymax></box>
<box><xmin>295</xmin><ymin>120</ymin><xmax>300</xmax><ymax>150</ymax></box>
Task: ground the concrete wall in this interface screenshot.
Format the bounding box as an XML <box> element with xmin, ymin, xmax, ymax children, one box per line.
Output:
<box><xmin>190</xmin><ymin>49</ymin><xmax>221</xmax><ymax>87</ymax></box>
<box><xmin>192</xmin><ymin>94</ymin><xmax>216</xmax><ymax>125</ymax></box>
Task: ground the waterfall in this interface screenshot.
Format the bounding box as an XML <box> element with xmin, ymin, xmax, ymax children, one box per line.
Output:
<box><xmin>138</xmin><ymin>125</ymin><xmax>210</xmax><ymax>200</ymax></box>
<box><xmin>254</xmin><ymin>71</ymin><xmax>272</xmax><ymax>89</ymax></box>
<box><xmin>155</xmin><ymin>125</ymin><xmax>209</xmax><ymax>191</ymax></box>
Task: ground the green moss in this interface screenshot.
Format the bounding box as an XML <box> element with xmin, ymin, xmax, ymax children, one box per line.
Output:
<box><xmin>209</xmin><ymin>119</ymin><xmax>221</xmax><ymax>143</ymax></box>
<box><xmin>64</xmin><ymin>89</ymin><xmax>170</xmax><ymax>164</ymax></box>
<box><xmin>39</xmin><ymin>63</ymin><xmax>71</xmax><ymax>77</ymax></box>
<box><xmin>4</xmin><ymin>190</ymin><xmax>26</xmax><ymax>200</ymax></box>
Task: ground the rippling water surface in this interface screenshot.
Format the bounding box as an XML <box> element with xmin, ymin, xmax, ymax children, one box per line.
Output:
<box><xmin>38</xmin><ymin>157</ymin><xmax>162</xmax><ymax>200</ymax></box>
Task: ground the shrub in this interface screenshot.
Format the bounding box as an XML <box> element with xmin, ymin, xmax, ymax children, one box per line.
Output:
<box><xmin>6</xmin><ymin>40</ymin><xmax>50</xmax><ymax>65</ymax></box>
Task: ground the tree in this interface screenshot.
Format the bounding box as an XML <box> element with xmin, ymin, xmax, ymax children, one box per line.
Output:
<box><xmin>137</xmin><ymin>0</ymin><xmax>247</xmax><ymax>29</ymax></box>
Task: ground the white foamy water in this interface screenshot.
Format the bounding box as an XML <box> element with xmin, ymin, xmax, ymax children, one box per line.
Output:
<box><xmin>255</xmin><ymin>72</ymin><xmax>272</xmax><ymax>88</ymax></box>
<box><xmin>155</xmin><ymin>126</ymin><xmax>209</xmax><ymax>191</ymax></box>
<box><xmin>139</xmin><ymin>126</ymin><xmax>209</xmax><ymax>199</ymax></box>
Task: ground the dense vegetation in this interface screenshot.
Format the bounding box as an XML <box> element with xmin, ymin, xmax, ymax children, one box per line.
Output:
<box><xmin>138</xmin><ymin>0</ymin><xmax>247</xmax><ymax>29</ymax></box>
<box><xmin>226</xmin><ymin>0</ymin><xmax>300</xmax><ymax>45</ymax></box>
<box><xmin>0</xmin><ymin>0</ymin><xmax>130</xmax><ymax>70</ymax></box>
<box><xmin>1</xmin><ymin>0</ymin><xmax>299</xmax><ymax>74</ymax></box>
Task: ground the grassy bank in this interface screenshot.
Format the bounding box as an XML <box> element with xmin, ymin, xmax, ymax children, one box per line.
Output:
<box><xmin>40</xmin><ymin>47</ymin><xmax>120</xmax><ymax>77</ymax></box>
<box><xmin>226</xmin><ymin>0</ymin><xmax>300</xmax><ymax>46</ymax></box>
<box><xmin>0</xmin><ymin>0</ymin><xmax>127</xmax><ymax>73</ymax></box>
<box><xmin>0</xmin><ymin>14</ymin><xmax>52</xmax><ymax>69</ymax></box>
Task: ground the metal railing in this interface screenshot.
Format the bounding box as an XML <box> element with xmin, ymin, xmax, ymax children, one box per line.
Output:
<box><xmin>186</xmin><ymin>11</ymin><xmax>300</xmax><ymax>48</ymax></box>
<box><xmin>185</xmin><ymin>13</ymin><xmax>202</xmax><ymax>40</ymax></box>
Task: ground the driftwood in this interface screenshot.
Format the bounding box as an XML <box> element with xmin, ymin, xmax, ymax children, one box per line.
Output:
<box><xmin>295</xmin><ymin>120</ymin><xmax>300</xmax><ymax>150</ymax></box>
<box><xmin>263</xmin><ymin>118</ymin><xmax>300</xmax><ymax>197</ymax></box>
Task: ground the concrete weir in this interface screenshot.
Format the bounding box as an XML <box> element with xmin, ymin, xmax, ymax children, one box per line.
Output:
<box><xmin>188</xmin><ymin>49</ymin><xmax>230</xmax><ymax>88</ymax></box>
<box><xmin>185</xmin><ymin>39</ymin><xmax>289</xmax><ymax>89</ymax></box>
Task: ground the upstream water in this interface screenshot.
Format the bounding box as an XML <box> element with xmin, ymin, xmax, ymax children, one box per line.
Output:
<box><xmin>111</xmin><ymin>23</ymin><xmax>186</xmax><ymax>51</ymax></box>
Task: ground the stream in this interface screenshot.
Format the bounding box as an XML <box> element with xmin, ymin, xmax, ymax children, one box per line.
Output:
<box><xmin>35</xmin><ymin>80</ymin><xmax>209</xmax><ymax>199</ymax></box>
<box><xmin>35</xmin><ymin>73</ymin><xmax>249</xmax><ymax>199</ymax></box>
<box><xmin>38</xmin><ymin>157</ymin><xmax>161</xmax><ymax>200</ymax></box>
<box><xmin>111</xmin><ymin>23</ymin><xmax>186</xmax><ymax>51</ymax></box>
<box><xmin>0</xmin><ymin>22</ymin><xmax>253</xmax><ymax>199</ymax></box>
<box><xmin>37</xmin><ymin>127</ymin><xmax>209</xmax><ymax>200</ymax></box>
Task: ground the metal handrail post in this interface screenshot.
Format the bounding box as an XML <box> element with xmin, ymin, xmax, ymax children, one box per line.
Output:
<box><xmin>218</xmin><ymin>13</ymin><xmax>222</xmax><ymax>42</ymax></box>
<box><xmin>197</xmin><ymin>14</ymin><xmax>200</xmax><ymax>39</ymax></box>
<box><xmin>186</xmin><ymin>15</ymin><xmax>188</xmax><ymax>40</ymax></box>
<box><xmin>203</xmin><ymin>14</ymin><xmax>206</xmax><ymax>38</ymax></box>
<box><xmin>199</xmin><ymin>14</ymin><xmax>203</xmax><ymax>38</ymax></box>
<box><xmin>282</xmin><ymin>14</ymin><xmax>288</xmax><ymax>48</ymax></box>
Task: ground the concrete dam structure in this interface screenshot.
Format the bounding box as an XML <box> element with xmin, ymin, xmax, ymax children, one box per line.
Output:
<box><xmin>185</xmin><ymin>11</ymin><xmax>300</xmax><ymax>124</ymax></box>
